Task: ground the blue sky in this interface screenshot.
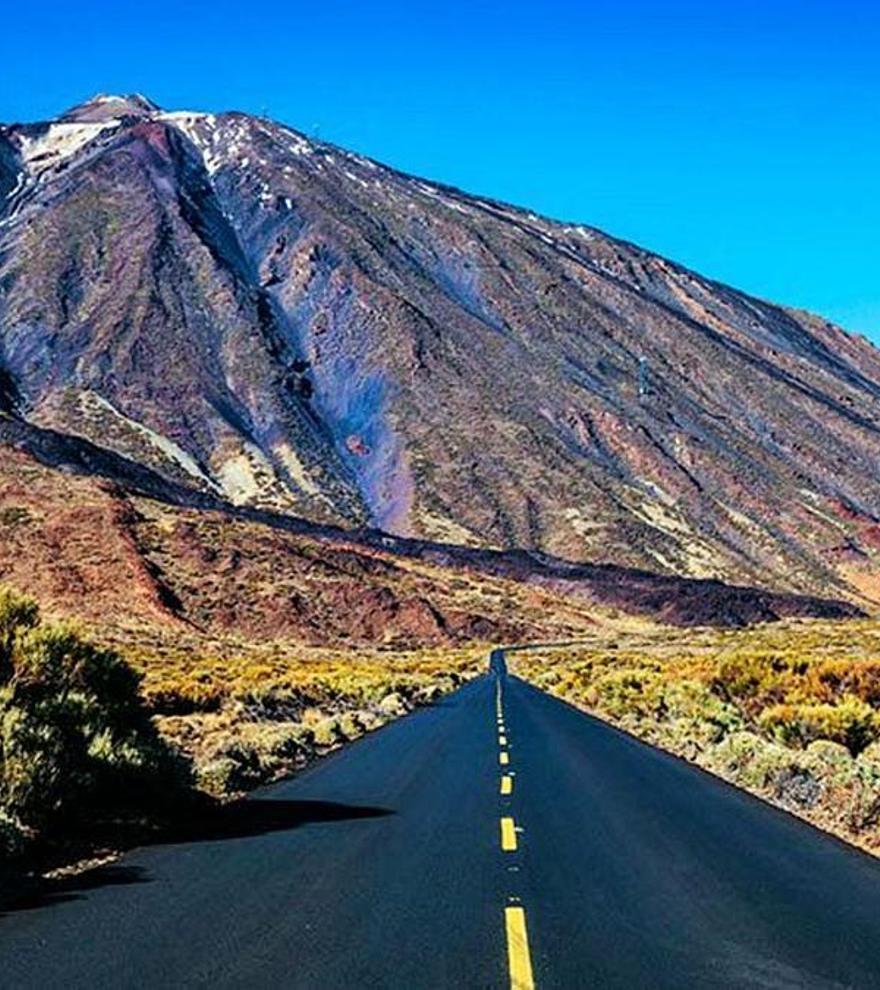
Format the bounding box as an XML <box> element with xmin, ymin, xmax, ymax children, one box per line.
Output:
<box><xmin>2</xmin><ymin>1</ymin><xmax>878</xmax><ymax>339</ymax></box>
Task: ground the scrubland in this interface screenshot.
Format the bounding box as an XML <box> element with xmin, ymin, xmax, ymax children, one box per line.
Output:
<box><xmin>9</xmin><ymin>563</ymin><xmax>880</xmax><ymax>872</ymax></box>
<box><xmin>0</xmin><ymin>585</ymin><xmax>484</xmax><ymax>867</ymax></box>
<box><xmin>510</xmin><ymin>618</ymin><xmax>880</xmax><ymax>853</ymax></box>
<box><xmin>121</xmin><ymin>628</ymin><xmax>484</xmax><ymax>797</ymax></box>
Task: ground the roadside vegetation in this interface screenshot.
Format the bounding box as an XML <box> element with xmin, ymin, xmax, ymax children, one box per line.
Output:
<box><xmin>16</xmin><ymin>562</ymin><xmax>880</xmax><ymax>872</ymax></box>
<box><xmin>0</xmin><ymin>587</ymin><xmax>187</xmax><ymax>863</ymax></box>
<box><xmin>126</xmin><ymin>632</ymin><xmax>484</xmax><ymax>797</ymax></box>
<box><xmin>510</xmin><ymin>618</ymin><xmax>880</xmax><ymax>854</ymax></box>
<box><xmin>0</xmin><ymin>583</ymin><xmax>485</xmax><ymax>869</ymax></box>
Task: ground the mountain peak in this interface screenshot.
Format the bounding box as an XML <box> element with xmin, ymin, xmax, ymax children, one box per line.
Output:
<box><xmin>60</xmin><ymin>93</ymin><xmax>161</xmax><ymax>123</ymax></box>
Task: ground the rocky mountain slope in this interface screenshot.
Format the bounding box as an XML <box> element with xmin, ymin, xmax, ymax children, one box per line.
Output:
<box><xmin>0</xmin><ymin>442</ymin><xmax>584</xmax><ymax>649</ymax></box>
<box><xmin>2</xmin><ymin>94</ymin><xmax>880</xmax><ymax>600</ymax></box>
<box><xmin>0</xmin><ymin>423</ymin><xmax>861</xmax><ymax>634</ymax></box>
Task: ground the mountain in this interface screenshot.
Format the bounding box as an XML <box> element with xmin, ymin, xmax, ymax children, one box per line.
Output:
<box><xmin>0</xmin><ymin>439</ymin><xmax>598</xmax><ymax>651</ymax></box>
<box><xmin>2</xmin><ymin>94</ymin><xmax>880</xmax><ymax>602</ymax></box>
<box><xmin>0</xmin><ymin>435</ymin><xmax>859</xmax><ymax>657</ymax></box>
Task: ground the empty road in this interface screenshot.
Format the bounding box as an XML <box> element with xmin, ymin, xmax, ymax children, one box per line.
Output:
<box><xmin>3</xmin><ymin>654</ymin><xmax>880</xmax><ymax>988</ymax></box>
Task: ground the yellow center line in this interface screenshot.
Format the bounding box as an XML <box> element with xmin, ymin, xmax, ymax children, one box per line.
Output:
<box><xmin>500</xmin><ymin>817</ymin><xmax>518</xmax><ymax>851</ymax></box>
<box><xmin>499</xmin><ymin>751</ymin><xmax>510</xmax><ymax>766</ymax></box>
<box><xmin>500</xmin><ymin>774</ymin><xmax>513</xmax><ymax>795</ymax></box>
<box><xmin>499</xmin><ymin>734</ymin><xmax>508</xmax><ymax>746</ymax></box>
<box><xmin>505</xmin><ymin>906</ymin><xmax>535</xmax><ymax>990</ymax></box>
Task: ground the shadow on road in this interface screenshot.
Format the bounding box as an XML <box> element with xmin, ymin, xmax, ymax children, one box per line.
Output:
<box><xmin>0</xmin><ymin>863</ymin><xmax>150</xmax><ymax>915</ymax></box>
<box><xmin>166</xmin><ymin>798</ymin><xmax>393</xmax><ymax>843</ymax></box>
<box><xmin>0</xmin><ymin>799</ymin><xmax>392</xmax><ymax>917</ymax></box>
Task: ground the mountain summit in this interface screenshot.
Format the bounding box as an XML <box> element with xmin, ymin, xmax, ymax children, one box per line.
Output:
<box><xmin>1</xmin><ymin>97</ymin><xmax>879</xmax><ymax>600</ymax></box>
<box><xmin>60</xmin><ymin>93</ymin><xmax>162</xmax><ymax>122</ymax></box>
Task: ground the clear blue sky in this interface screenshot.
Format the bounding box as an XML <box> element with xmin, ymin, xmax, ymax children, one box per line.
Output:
<box><xmin>2</xmin><ymin>1</ymin><xmax>878</xmax><ymax>339</ymax></box>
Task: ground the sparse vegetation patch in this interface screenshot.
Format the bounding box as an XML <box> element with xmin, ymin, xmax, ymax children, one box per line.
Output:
<box><xmin>510</xmin><ymin>618</ymin><xmax>880</xmax><ymax>854</ymax></box>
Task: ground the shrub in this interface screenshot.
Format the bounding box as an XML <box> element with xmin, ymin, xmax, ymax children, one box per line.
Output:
<box><xmin>594</xmin><ymin>670</ymin><xmax>664</xmax><ymax>721</ymax></box>
<box><xmin>195</xmin><ymin>757</ymin><xmax>242</xmax><ymax>796</ymax></box>
<box><xmin>312</xmin><ymin>717</ymin><xmax>343</xmax><ymax>747</ymax></box>
<box><xmin>378</xmin><ymin>692</ymin><xmax>408</xmax><ymax>717</ymax></box>
<box><xmin>0</xmin><ymin>586</ymin><xmax>188</xmax><ymax>855</ymax></box>
<box><xmin>815</xmin><ymin>660</ymin><xmax>880</xmax><ymax>707</ymax></box>
<box><xmin>711</xmin><ymin>653</ymin><xmax>792</xmax><ymax>712</ymax></box>
<box><xmin>757</xmin><ymin>695</ymin><xmax>880</xmax><ymax>755</ymax></box>
<box><xmin>0</xmin><ymin>507</ymin><xmax>31</xmax><ymax>527</ymax></box>
<box><xmin>337</xmin><ymin>712</ymin><xmax>366</xmax><ymax>740</ymax></box>
<box><xmin>0</xmin><ymin>809</ymin><xmax>25</xmax><ymax>858</ymax></box>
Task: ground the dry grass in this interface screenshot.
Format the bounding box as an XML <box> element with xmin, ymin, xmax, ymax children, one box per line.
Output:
<box><xmin>510</xmin><ymin>617</ymin><xmax>880</xmax><ymax>854</ymax></box>
<box><xmin>92</xmin><ymin>620</ymin><xmax>486</xmax><ymax>712</ymax></box>
<box><xmin>81</xmin><ymin>618</ymin><xmax>488</xmax><ymax>796</ymax></box>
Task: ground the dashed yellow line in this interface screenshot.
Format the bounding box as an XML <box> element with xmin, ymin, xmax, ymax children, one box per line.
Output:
<box><xmin>500</xmin><ymin>816</ymin><xmax>518</xmax><ymax>851</ymax></box>
<box><xmin>505</xmin><ymin>906</ymin><xmax>535</xmax><ymax>990</ymax></box>
<box><xmin>495</xmin><ymin>660</ymin><xmax>534</xmax><ymax>987</ymax></box>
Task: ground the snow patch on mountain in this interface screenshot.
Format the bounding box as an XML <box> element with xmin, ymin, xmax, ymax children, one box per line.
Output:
<box><xmin>18</xmin><ymin>122</ymin><xmax>115</xmax><ymax>178</ymax></box>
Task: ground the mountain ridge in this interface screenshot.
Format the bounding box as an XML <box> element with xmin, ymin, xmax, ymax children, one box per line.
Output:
<box><xmin>3</xmin><ymin>94</ymin><xmax>880</xmax><ymax>601</ymax></box>
<box><xmin>0</xmin><ymin>435</ymin><xmax>861</xmax><ymax>648</ymax></box>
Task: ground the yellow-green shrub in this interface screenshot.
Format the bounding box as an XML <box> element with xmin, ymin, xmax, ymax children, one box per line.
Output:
<box><xmin>759</xmin><ymin>696</ymin><xmax>880</xmax><ymax>755</ymax></box>
<box><xmin>0</xmin><ymin>586</ymin><xmax>188</xmax><ymax>854</ymax></box>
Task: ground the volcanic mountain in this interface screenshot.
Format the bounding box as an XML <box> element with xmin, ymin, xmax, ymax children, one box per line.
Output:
<box><xmin>2</xmin><ymin>94</ymin><xmax>880</xmax><ymax>603</ymax></box>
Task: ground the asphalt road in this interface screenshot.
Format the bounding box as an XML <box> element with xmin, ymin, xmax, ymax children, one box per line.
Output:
<box><xmin>4</xmin><ymin>657</ymin><xmax>880</xmax><ymax>988</ymax></box>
